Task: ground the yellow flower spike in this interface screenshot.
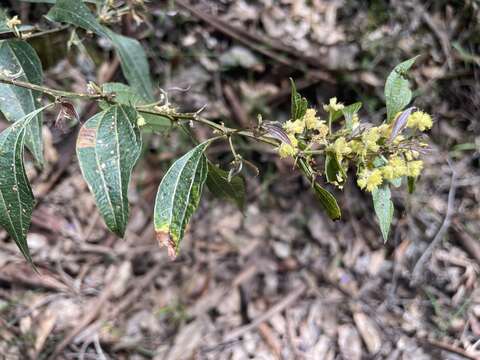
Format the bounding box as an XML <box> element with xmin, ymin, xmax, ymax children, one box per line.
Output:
<box><xmin>362</xmin><ymin>127</ymin><xmax>381</xmax><ymax>152</ymax></box>
<box><xmin>330</xmin><ymin>137</ymin><xmax>352</xmax><ymax>162</ymax></box>
<box><xmin>407</xmin><ymin>160</ymin><xmax>423</xmax><ymax>177</ymax></box>
<box><xmin>377</xmin><ymin>123</ymin><xmax>391</xmax><ymax>138</ymax></box>
<box><xmin>278</xmin><ymin>134</ymin><xmax>299</xmax><ymax>159</ymax></box>
<box><xmin>407</xmin><ymin>111</ymin><xmax>433</xmax><ymax>131</ymax></box>
<box><xmin>312</xmin><ymin>124</ymin><xmax>329</xmax><ymax>144</ymax></box>
<box><xmin>388</xmin><ymin>155</ymin><xmax>408</xmax><ymax>178</ymax></box>
<box><xmin>283</xmin><ymin>119</ymin><xmax>305</xmax><ymax>135</ymax></box>
<box><xmin>349</xmin><ymin>140</ymin><xmax>365</xmax><ymax>157</ymax></box>
<box><xmin>381</xmin><ymin>165</ymin><xmax>396</xmax><ymax>180</ymax></box>
<box><xmin>323</xmin><ymin>97</ymin><xmax>344</xmax><ymax>112</ymax></box>
<box><xmin>366</xmin><ymin>169</ymin><xmax>383</xmax><ymax>191</ymax></box>
<box><xmin>278</xmin><ymin>143</ymin><xmax>297</xmax><ymax>158</ymax></box>
<box><xmin>357</xmin><ymin>168</ymin><xmax>383</xmax><ymax>192</ymax></box>
<box><xmin>303</xmin><ymin>108</ymin><xmax>318</xmax><ymax>130</ymax></box>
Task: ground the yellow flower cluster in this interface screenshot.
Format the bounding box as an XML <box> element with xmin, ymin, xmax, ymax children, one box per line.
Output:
<box><xmin>279</xmin><ymin>107</ymin><xmax>329</xmax><ymax>158</ymax></box>
<box><xmin>407</xmin><ymin>111</ymin><xmax>433</xmax><ymax>131</ymax></box>
<box><xmin>328</xmin><ymin>137</ymin><xmax>351</xmax><ymax>162</ymax></box>
<box><xmin>275</xmin><ymin>91</ymin><xmax>432</xmax><ymax>192</ymax></box>
<box><xmin>357</xmin><ymin>168</ymin><xmax>383</xmax><ymax>192</ymax></box>
<box><xmin>357</xmin><ymin>156</ymin><xmax>424</xmax><ymax>192</ymax></box>
<box><xmin>323</xmin><ymin>97</ymin><xmax>344</xmax><ymax>112</ymax></box>
<box><xmin>362</xmin><ymin>127</ymin><xmax>381</xmax><ymax>152</ymax></box>
<box><xmin>278</xmin><ymin>135</ymin><xmax>298</xmax><ymax>158</ymax></box>
<box><xmin>283</xmin><ymin>119</ymin><xmax>305</xmax><ymax>135</ymax></box>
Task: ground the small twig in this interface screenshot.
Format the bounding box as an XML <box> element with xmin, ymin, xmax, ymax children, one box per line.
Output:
<box><xmin>0</xmin><ymin>77</ymin><xmax>108</xmax><ymax>100</ymax></box>
<box><xmin>410</xmin><ymin>160</ymin><xmax>458</xmax><ymax>287</ymax></box>
<box><xmin>419</xmin><ymin>338</ymin><xmax>478</xmax><ymax>360</ymax></box>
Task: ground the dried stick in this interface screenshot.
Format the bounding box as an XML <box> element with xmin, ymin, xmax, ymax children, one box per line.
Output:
<box><xmin>410</xmin><ymin>161</ymin><xmax>458</xmax><ymax>287</ymax></box>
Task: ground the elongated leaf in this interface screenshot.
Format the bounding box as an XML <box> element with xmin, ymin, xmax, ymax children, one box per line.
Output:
<box><xmin>372</xmin><ymin>185</ymin><xmax>394</xmax><ymax>242</ymax></box>
<box><xmin>290</xmin><ymin>78</ymin><xmax>307</xmax><ymax>120</ymax></box>
<box><xmin>47</xmin><ymin>0</ymin><xmax>155</xmax><ymax>101</ymax></box>
<box><xmin>206</xmin><ymin>162</ymin><xmax>246</xmax><ymax>211</ymax></box>
<box><xmin>385</xmin><ymin>57</ymin><xmax>418</xmax><ymax>122</ymax></box>
<box><xmin>76</xmin><ymin>105</ymin><xmax>142</xmax><ymax>237</ymax></box>
<box><xmin>105</xmin><ymin>29</ymin><xmax>155</xmax><ymax>102</ymax></box>
<box><xmin>154</xmin><ymin>142</ymin><xmax>210</xmax><ymax>258</ymax></box>
<box><xmin>0</xmin><ymin>106</ymin><xmax>48</xmax><ymax>263</ymax></box>
<box><xmin>298</xmin><ymin>158</ymin><xmax>341</xmax><ymax>220</ymax></box>
<box><xmin>313</xmin><ymin>182</ymin><xmax>341</xmax><ymax>220</ymax></box>
<box><xmin>46</xmin><ymin>0</ymin><xmax>106</xmax><ymax>36</ymax></box>
<box><xmin>0</xmin><ymin>39</ymin><xmax>44</xmax><ymax>165</ymax></box>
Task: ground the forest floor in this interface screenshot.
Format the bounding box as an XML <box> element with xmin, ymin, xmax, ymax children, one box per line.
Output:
<box><xmin>0</xmin><ymin>1</ymin><xmax>479</xmax><ymax>359</ymax></box>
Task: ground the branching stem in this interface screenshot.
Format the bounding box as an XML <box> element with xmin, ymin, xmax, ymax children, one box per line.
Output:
<box><xmin>0</xmin><ymin>77</ymin><xmax>280</xmax><ymax>148</ymax></box>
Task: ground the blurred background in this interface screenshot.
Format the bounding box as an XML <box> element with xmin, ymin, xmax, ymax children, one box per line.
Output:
<box><xmin>0</xmin><ymin>0</ymin><xmax>479</xmax><ymax>359</ymax></box>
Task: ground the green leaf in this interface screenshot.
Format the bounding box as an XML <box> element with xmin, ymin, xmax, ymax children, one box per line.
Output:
<box><xmin>0</xmin><ymin>106</ymin><xmax>48</xmax><ymax>263</ymax></box>
<box><xmin>0</xmin><ymin>39</ymin><xmax>44</xmax><ymax>165</ymax></box>
<box><xmin>342</xmin><ymin>101</ymin><xmax>362</xmax><ymax>130</ymax></box>
<box><xmin>372</xmin><ymin>185</ymin><xmax>394</xmax><ymax>242</ymax></box>
<box><xmin>385</xmin><ymin>57</ymin><xmax>418</xmax><ymax>122</ymax></box>
<box><xmin>206</xmin><ymin>162</ymin><xmax>246</xmax><ymax>211</ymax></box>
<box><xmin>76</xmin><ymin>105</ymin><xmax>142</xmax><ymax>237</ymax></box>
<box><xmin>290</xmin><ymin>78</ymin><xmax>307</xmax><ymax>120</ymax></box>
<box><xmin>47</xmin><ymin>0</ymin><xmax>155</xmax><ymax>101</ymax></box>
<box><xmin>46</xmin><ymin>0</ymin><xmax>107</xmax><ymax>36</ymax></box>
<box><xmin>154</xmin><ymin>141</ymin><xmax>210</xmax><ymax>258</ymax></box>
<box><xmin>297</xmin><ymin>158</ymin><xmax>341</xmax><ymax>220</ymax></box>
<box><xmin>313</xmin><ymin>183</ymin><xmax>341</xmax><ymax>220</ymax></box>
<box><xmin>325</xmin><ymin>153</ymin><xmax>346</xmax><ymax>185</ymax></box>
<box><xmin>105</xmin><ymin>29</ymin><xmax>155</xmax><ymax>102</ymax></box>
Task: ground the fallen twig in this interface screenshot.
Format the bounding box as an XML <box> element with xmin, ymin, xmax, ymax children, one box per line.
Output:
<box><xmin>410</xmin><ymin>161</ymin><xmax>458</xmax><ymax>287</ymax></box>
<box><xmin>419</xmin><ymin>338</ymin><xmax>478</xmax><ymax>360</ymax></box>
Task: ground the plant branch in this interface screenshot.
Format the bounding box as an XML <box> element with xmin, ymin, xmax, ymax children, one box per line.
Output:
<box><xmin>0</xmin><ymin>77</ymin><xmax>108</xmax><ymax>100</ymax></box>
<box><xmin>0</xmin><ymin>77</ymin><xmax>281</xmax><ymax>148</ymax></box>
<box><xmin>137</xmin><ymin>109</ymin><xmax>280</xmax><ymax>147</ymax></box>
<box><xmin>22</xmin><ymin>25</ymin><xmax>70</xmax><ymax>40</ymax></box>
